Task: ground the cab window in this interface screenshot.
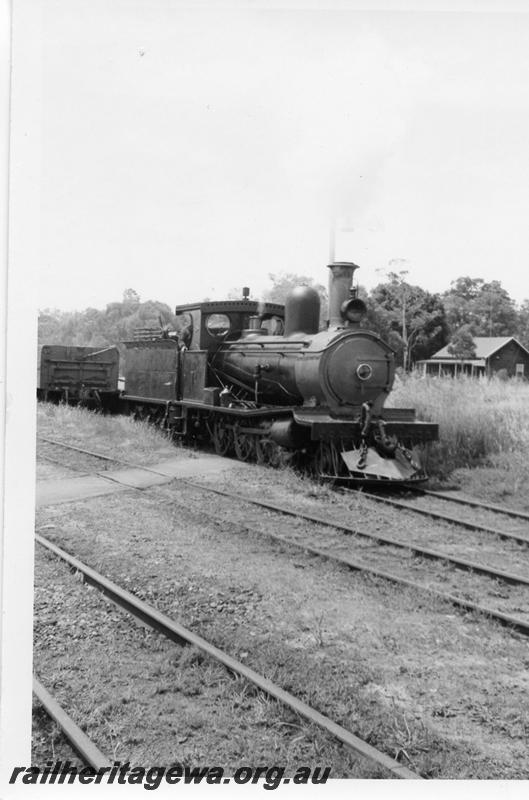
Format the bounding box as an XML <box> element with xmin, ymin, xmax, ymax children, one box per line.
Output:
<box><xmin>205</xmin><ymin>313</ymin><xmax>231</xmax><ymax>338</ymax></box>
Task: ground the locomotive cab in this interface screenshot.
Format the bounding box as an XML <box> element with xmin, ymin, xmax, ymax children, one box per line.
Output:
<box><xmin>173</xmin><ymin>299</ymin><xmax>286</xmax><ymax>351</ymax></box>
<box><xmin>121</xmin><ymin>299</ymin><xmax>286</xmax><ymax>405</ymax></box>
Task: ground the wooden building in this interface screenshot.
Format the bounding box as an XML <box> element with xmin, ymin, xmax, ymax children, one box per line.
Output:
<box><xmin>416</xmin><ymin>337</ymin><xmax>529</xmax><ymax>378</ymax></box>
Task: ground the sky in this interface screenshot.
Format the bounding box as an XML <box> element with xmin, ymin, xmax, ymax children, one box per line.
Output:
<box><xmin>34</xmin><ymin>2</ymin><xmax>529</xmax><ymax>310</ymax></box>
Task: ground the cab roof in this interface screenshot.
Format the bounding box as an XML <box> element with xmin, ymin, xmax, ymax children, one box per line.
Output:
<box><xmin>174</xmin><ymin>299</ymin><xmax>285</xmax><ymax>316</ymax></box>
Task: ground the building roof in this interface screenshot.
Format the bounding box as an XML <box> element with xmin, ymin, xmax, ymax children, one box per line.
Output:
<box><xmin>416</xmin><ymin>358</ymin><xmax>486</xmax><ymax>367</ymax></box>
<box><xmin>430</xmin><ymin>336</ymin><xmax>529</xmax><ymax>360</ymax></box>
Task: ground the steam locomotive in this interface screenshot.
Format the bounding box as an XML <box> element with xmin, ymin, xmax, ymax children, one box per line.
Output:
<box><xmin>115</xmin><ymin>262</ymin><xmax>438</xmax><ymax>483</ymax></box>
<box><xmin>38</xmin><ymin>262</ymin><xmax>437</xmax><ymax>482</ymax></box>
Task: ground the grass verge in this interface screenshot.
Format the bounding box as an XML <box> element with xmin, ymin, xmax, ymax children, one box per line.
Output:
<box><xmin>388</xmin><ymin>375</ymin><xmax>529</xmax><ymax>495</ymax></box>
<box><xmin>37</xmin><ymin>402</ymin><xmax>178</xmax><ymax>465</ymax></box>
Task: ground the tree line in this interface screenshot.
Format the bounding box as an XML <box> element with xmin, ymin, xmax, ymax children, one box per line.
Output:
<box><xmin>38</xmin><ymin>276</ymin><xmax>529</xmax><ymax>369</ymax></box>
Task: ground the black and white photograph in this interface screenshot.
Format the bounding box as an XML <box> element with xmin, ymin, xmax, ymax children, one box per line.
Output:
<box><xmin>2</xmin><ymin>0</ymin><xmax>529</xmax><ymax>793</ymax></box>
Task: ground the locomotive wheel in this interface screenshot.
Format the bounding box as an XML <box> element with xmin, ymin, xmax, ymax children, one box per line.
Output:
<box><xmin>255</xmin><ymin>438</ymin><xmax>284</xmax><ymax>468</ymax></box>
<box><xmin>212</xmin><ymin>418</ymin><xmax>234</xmax><ymax>456</ymax></box>
<box><xmin>233</xmin><ymin>427</ymin><xmax>254</xmax><ymax>462</ymax></box>
<box><xmin>255</xmin><ymin>438</ymin><xmax>271</xmax><ymax>465</ymax></box>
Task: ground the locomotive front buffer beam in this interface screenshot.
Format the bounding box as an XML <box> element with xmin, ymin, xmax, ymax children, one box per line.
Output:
<box><xmin>307</xmin><ymin>420</ymin><xmax>439</xmax><ymax>444</ymax></box>
<box><xmin>288</xmin><ymin>411</ymin><xmax>438</xmax><ymax>483</ymax></box>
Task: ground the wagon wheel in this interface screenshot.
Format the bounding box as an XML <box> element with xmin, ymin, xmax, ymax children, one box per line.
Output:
<box><xmin>133</xmin><ymin>404</ymin><xmax>145</xmax><ymax>421</ymax></box>
<box><xmin>212</xmin><ymin>418</ymin><xmax>234</xmax><ymax>456</ymax></box>
<box><xmin>233</xmin><ymin>427</ymin><xmax>254</xmax><ymax>462</ymax></box>
<box><xmin>150</xmin><ymin>406</ymin><xmax>163</xmax><ymax>428</ymax></box>
<box><xmin>140</xmin><ymin>406</ymin><xmax>153</xmax><ymax>423</ymax></box>
<box><xmin>158</xmin><ymin>406</ymin><xmax>170</xmax><ymax>430</ymax></box>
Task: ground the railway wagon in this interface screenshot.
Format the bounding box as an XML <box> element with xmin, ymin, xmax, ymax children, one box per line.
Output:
<box><xmin>120</xmin><ymin>262</ymin><xmax>438</xmax><ymax>483</ymax></box>
<box><xmin>38</xmin><ymin>345</ymin><xmax>120</xmax><ymax>407</ymax></box>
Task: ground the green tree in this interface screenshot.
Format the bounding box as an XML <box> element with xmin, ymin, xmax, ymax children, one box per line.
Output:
<box><xmin>37</xmin><ymin>310</ymin><xmax>64</xmax><ymax>344</ymax></box>
<box><xmin>443</xmin><ymin>277</ymin><xmax>517</xmax><ymax>336</ymax></box>
<box><xmin>447</xmin><ymin>325</ymin><xmax>477</xmax><ymax>360</ymax></box>
<box><xmin>368</xmin><ymin>274</ymin><xmax>447</xmax><ymax>369</ymax></box>
<box><xmin>122</xmin><ymin>288</ymin><xmax>141</xmax><ymax>307</ymax></box>
<box><xmin>516</xmin><ymin>299</ymin><xmax>529</xmax><ymax>350</ymax></box>
<box><xmin>37</xmin><ymin>292</ymin><xmax>179</xmax><ymax>374</ymax></box>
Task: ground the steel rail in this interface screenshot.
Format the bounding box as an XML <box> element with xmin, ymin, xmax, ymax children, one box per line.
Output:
<box><xmin>39</xmin><ymin>452</ymin><xmax>91</xmax><ymax>474</ymax></box>
<box><xmin>35</xmin><ymin>533</ymin><xmax>420</xmax><ymax>780</ymax></box>
<box><xmin>37</xmin><ymin>438</ymin><xmax>529</xmax><ymax>628</ymax></box>
<box><xmin>407</xmin><ymin>487</ymin><xmax>529</xmax><ymax>523</ymax></box>
<box><xmin>170</xmin><ymin>492</ymin><xmax>529</xmax><ymax>638</ymax></box>
<box><xmin>38</xmin><ymin>437</ymin><xmax>163</xmax><ymax>473</ymax></box>
<box><xmin>40</xmin><ymin>435</ymin><xmax>529</xmax><ymax>522</ymax></box>
<box><xmin>180</xmin><ymin>481</ymin><xmax>529</xmax><ymax>589</ymax></box>
<box><xmin>40</xmin><ymin>436</ymin><xmax>529</xmax><ymax>545</ymax></box>
<box><xmin>33</xmin><ymin>677</ymin><xmax>111</xmax><ymax>769</ymax></box>
<box><xmin>353</xmin><ymin>491</ymin><xmax>529</xmax><ymax>547</ymax></box>
<box><xmin>38</xmin><ymin>437</ymin><xmax>529</xmax><ymax>588</ymax></box>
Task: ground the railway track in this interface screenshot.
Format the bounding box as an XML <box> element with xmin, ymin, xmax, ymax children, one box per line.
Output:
<box><xmin>37</xmin><ymin>436</ymin><xmax>529</xmax><ymax>636</ymax></box>
<box><xmin>352</xmin><ymin>488</ymin><xmax>529</xmax><ymax>547</ymax></box>
<box><xmin>412</xmin><ymin>487</ymin><xmax>529</xmax><ymax>522</ymax></box>
<box><xmin>165</xmin><ymin>481</ymin><xmax>529</xmax><ymax>634</ymax></box>
<box><xmin>39</xmin><ymin>436</ymin><xmax>529</xmax><ymax>531</ymax></box>
<box><xmin>35</xmin><ymin>532</ymin><xmax>419</xmax><ymax>780</ymax></box>
<box><xmin>33</xmin><ymin>677</ymin><xmax>111</xmax><ymax>769</ymax></box>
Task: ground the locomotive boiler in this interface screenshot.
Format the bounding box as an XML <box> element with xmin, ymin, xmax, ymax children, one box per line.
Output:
<box><xmin>212</xmin><ymin>268</ymin><xmax>394</xmax><ymax>415</ymax></box>
<box><xmin>121</xmin><ymin>262</ymin><xmax>438</xmax><ymax>483</ymax></box>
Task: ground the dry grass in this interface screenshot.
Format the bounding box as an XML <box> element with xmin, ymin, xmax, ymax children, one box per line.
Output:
<box><xmin>388</xmin><ymin>374</ymin><xmax>529</xmax><ymax>483</ymax></box>
<box><xmin>37</xmin><ymin>402</ymin><xmax>178</xmax><ymax>465</ymax></box>
<box><xmin>36</xmin><ymin>483</ymin><xmax>529</xmax><ymax>778</ymax></box>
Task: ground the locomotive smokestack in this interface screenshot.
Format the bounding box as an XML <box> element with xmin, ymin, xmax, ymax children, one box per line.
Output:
<box><xmin>327</xmin><ymin>262</ymin><xmax>360</xmax><ymax>327</ymax></box>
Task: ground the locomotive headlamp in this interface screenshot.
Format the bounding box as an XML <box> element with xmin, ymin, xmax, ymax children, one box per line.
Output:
<box><xmin>341</xmin><ymin>297</ymin><xmax>367</xmax><ymax>324</ymax></box>
<box><xmin>356</xmin><ymin>363</ymin><xmax>373</xmax><ymax>381</ymax></box>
